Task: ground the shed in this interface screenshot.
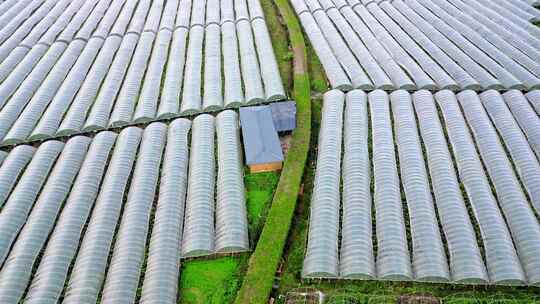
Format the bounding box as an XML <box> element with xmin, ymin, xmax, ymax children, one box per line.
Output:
<box><xmin>239</xmin><ymin>106</ymin><xmax>284</xmax><ymax>173</ymax></box>
<box><xmin>270</xmin><ymin>101</ymin><xmax>297</xmax><ymax>132</ymax></box>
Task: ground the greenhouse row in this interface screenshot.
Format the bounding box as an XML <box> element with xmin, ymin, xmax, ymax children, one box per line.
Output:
<box><xmin>0</xmin><ymin>0</ymin><xmax>285</xmax><ymax>146</ymax></box>
<box><xmin>0</xmin><ymin>111</ymin><xmax>248</xmax><ymax>303</ymax></box>
<box><xmin>290</xmin><ymin>0</ymin><xmax>540</xmax><ymax>91</ymax></box>
<box><xmin>304</xmin><ymin>89</ymin><xmax>540</xmax><ymax>286</ymax></box>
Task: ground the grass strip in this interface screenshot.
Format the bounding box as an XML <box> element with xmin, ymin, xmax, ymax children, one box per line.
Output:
<box><xmin>234</xmin><ymin>0</ymin><xmax>311</xmax><ymax>302</ymax></box>
<box><xmin>179</xmin><ymin>257</ymin><xmax>243</xmax><ymax>304</ymax></box>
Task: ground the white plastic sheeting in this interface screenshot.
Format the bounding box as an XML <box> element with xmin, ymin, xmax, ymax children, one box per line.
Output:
<box><xmin>0</xmin><ymin>141</ymin><xmax>64</xmax><ymax>266</ymax></box>
<box><xmin>63</xmin><ymin>127</ymin><xmax>142</xmax><ymax>304</ymax></box>
<box><xmin>252</xmin><ymin>18</ymin><xmax>287</xmax><ymax>100</ymax></box>
<box><xmin>368</xmin><ymin>3</ymin><xmax>456</xmax><ymax>90</ymax></box>
<box><xmin>57</xmin><ymin>36</ymin><xmax>123</xmax><ymax>136</ymax></box>
<box><xmin>420</xmin><ymin>0</ymin><xmax>539</xmax><ymax>89</ymax></box>
<box><xmin>443</xmin><ymin>0</ymin><xmax>540</xmax><ymax>55</ymax></box>
<box><xmin>0</xmin><ymin>0</ymin><xmax>20</xmax><ymax>19</ymax></box>
<box><xmin>70</xmin><ymin>0</ymin><xmax>114</xmax><ymax>41</ymax></box>
<box><xmin>83</xmin><ymin>34</ymin><xmax>139</xmax><ymax>131</ymax></box>
<box><xmin>109</xmin><ymin>31</ymin><xmax>156</xmax><ymax>127</ymax></box>
<box><xmin>39</xmin><ymin>0</ymin><xmax>99</xmax><ymax>45</ymax></box>
<box><xmin>215</xmin><ymin>111</ymin><xmax>249</xmax><ymax>252</ymax></box>
<box><xmin>480</xmin><ymin>91</ymin><xmax>540</xmax><ymax>214</ymax></box>
<box><xmin>320</xmin><ymin>0</ymin><xmax>393</xmax><ymax>90</ymax></box>
<box><xmin>503</xmin><ymin>90</ymin><xmax>540</xmax><ymax>161</ymax></box>
<box><xmin>237</xmin><ymin>19</ymin><xmax>266</xmax><ymax>103</ymax></box>
<box><xmin>203</xmin><ymin>24</ymin><xmax>223</xmax><ymax>110</ymax></box>
<box><xmin>0</xmin><ymin>0</ymin><xmax>87</xmax><ymax>82</ymax></box>
<box><xmin>29</xmin><ymin>38</ymin><xmax>105</xmax><ymax>141</ymax></box>
<box><xmin>0</xmin><ymin>0</ymin><xmax>65</xmax><ymax>55</ymax></box>
<box><xmin>353</xmin><ymin>2</ymin><xmax>435</xmax><ymax>89</ymax></box>
<box><xmin>134</xmin><ymin>29</ymin><xmax>173</xmax><ymax>122</ymax></box>
<box><xmin>0</xmin><ymin>145</ymin><xmax>35</xmax><ymax>208</ymax></box>
<box><xmin>92</xmin><ymin>0</ymin><xmax>129</xmax><ymax>38</ymax></box>
<box><xmin>154</xmin><ymin>0</ymin><xmax>190</xmax><ymax>116</ymax></box>
<box><xmin>0</xmin><ymin>42</ymin><xmax>67</xmax><ymax>123</ymax></box>
<box><xmin>126</xmin><ymin>0</ymin><xmax>152</xmax><ymax>34</ymax></box>
<box><xmin>369</xmin><ymin>90</ymin><xmax>411</xmax><ymax>280</ymax></box>
<box><xmin>390</xmin><ymin>90</ymin><xmax>449</xmax><ymax>282</ymax></box>
<box><xmin>461</xmin><ymin>0</ymin><xmax>540</xmax><ymax>77</ymax></box>
<box><xmin>142</xmin><ymin>0</ymin><xmax>165</xmax><ymax>33</ymax></box>
<box><xmin>379</xmin><ymin>1</ymin><xmax>477</xmax><ymax>90</ymax></box>
<box><xmin>180</xmin><ymin>26</ymin><xmax>204</xmax><ymax>114</ymax></box>
<box><xmin>339</xmin><ymin>90</ymin><xmax>374</xmax><ymax>279</ymax></box>
<box><xmin>31</xmin><ymin>0</ymin><xmax>139</xmax><ymax>138</ymax></box>
<box><xmin>24</xmin><ymin>132</ymin><xmax>116</xmax><ymax>304</ymax></box>
<box><xmin>294</xmin><ymin>9</ymin><xmax>351</xmax><ymax>90</ymax></box>
<box><xmin>0</xmin><ymin>0</ymin><xmax>107</xmax><ymax>142</ymax></box>
<box><xmin>182</xmin><ymin>114</ymin><xmax>216</xmax><ymax>257</ymax></box>
<box><xmin>2</xmin><ymin>40</ymin><xmax>87</xmax><ymax>145</ymax></box>
<box><xmin>526</xmin><ymin>90</ymin><xmax>540</xmax><ymax>116</ymax></box>
<box><xmin>312</xmin><ymin>6</ymin><xmax>373</xmax><ymax>89</ymax></box>
<box><xmin>159</xmin><ymin>0</ymin><xmax>179</xmax><ymax>31</ymax></box>
<box><xmin>221</xmin><ymin>21</ymin><xmax>244</xmax><ymax>106</ymax></box>
<box><xmin>158</xmin><ymin>28</ymin><xmax>188</xmax><ymax>118</ymax></box>
<box><xmin>0</xmin><ymin>0</ymin><xmax>285</xmax><ymax>145</ymax></box>
<box><xmin>303</xmin><ymin>90</ymin><xmax>344</xmax><ymax>278</ymax></box>
<box><xmin>300</xmin><ymin>88</ymin><xmax>540</xmax><ymax>284</ymax></box>
<box><xmin>338</xmin><ymin>0</ymin><xmax>414</xmax><ymax>90</ymax></box>
<box><xmin>0</xmin><ymin>0</ymin><xmax>38</xmax><ymax>31</ymax></box>
<box><xmin>140</xmin><ymin>118</ymin><xmax>190</xmax><ymax>304</ymax></box>
<box><xmin>429</xmin><ymin>91</ymin><xmax>488</xmax><ymax>284</ymax></box>
<box><xmin>436</xmin><ymin>90</ymin><xmax>526</xmax><ymax>285</ymax></box>
<box><xmin>0</xmin><ymin>136</ymin><xmax>90</xmax><ymax>304</ymax></box>
<box><xmin>101</xmin><ymin>123</ymin><xmax>166</xmax><ymax>304</ymax></box>
<box><xmin>290</xmin><ymin>0</ymin><xmax>540</xmax><ymax>91</ymax></box>
<box><xmin>392</xmin><ymin>1</ymin><xmax>496</xmax><ymax>90</ymax></box>
<box><xmin>0</xmin><ymin>114</ymin><xmax>248</xmax><ymax>304</ymax></box>
<box><xmin>457</xmin><ymin>90</ymin><xmax>540</xmax><ymax>285</ymax></box>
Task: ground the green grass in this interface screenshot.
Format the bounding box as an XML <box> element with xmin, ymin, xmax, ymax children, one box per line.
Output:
<box><xmin>245</xmin><ymin>172</ymin><xmax>280</xmax><ymax>240</ymax></box>
<box><xmin>179</xmin><ymin>257</ymin><xmax>243</xmax><ymax>304</ymax></box>
<box><xmin>306</xmin><ymin>42</ymin><xmax>328</xmax><ymax>94</ymax></box>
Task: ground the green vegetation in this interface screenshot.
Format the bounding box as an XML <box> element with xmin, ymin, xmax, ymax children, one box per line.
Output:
<box><xmin>179</xmin><ymin>257</ymin><xmax>243</xmax><ymax>304</ymax></box>
<box><xmin>306</xmin><ymin>42</ymin><xmax>328</xmax><ymax>94</ymax></box>
<box><xmin>234</xmin><ymin>0</ymin><xmax>311</xmax><ymax>302</ymax></box>
<box><xmin>245</xmin><ymin>172</ymin><xmax>280</xmax><ymax>242</ymax></box>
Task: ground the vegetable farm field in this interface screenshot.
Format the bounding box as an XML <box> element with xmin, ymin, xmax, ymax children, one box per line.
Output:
<box><xmin>0</xmin><ymin>0</ymin><xmax>539</xmax><ymax>303</ymax></box>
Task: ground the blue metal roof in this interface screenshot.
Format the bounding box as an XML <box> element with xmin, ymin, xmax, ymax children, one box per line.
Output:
<box><xmin>270</xmin><ymin>101</ymin><xmax>297</xmax><ymax>132</ymax></box>
<box><xmin>239</xmin><ymin>106</ymin><xmax>284</xmax><ymax>165</ymax></box>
